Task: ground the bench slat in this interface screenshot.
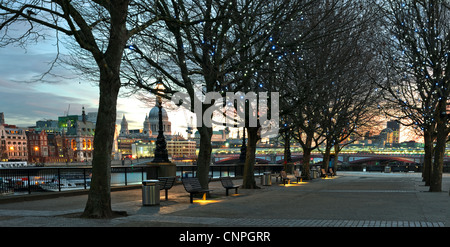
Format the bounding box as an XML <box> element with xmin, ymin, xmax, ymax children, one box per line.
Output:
<box><xmin>159</xmin><ymin>177</ymin><xmax>176</xmax><ymax>190</ymax></box>
<box><xmin>280</xmin><ymin>171</ymin><xmax>290</xmax><ymax>185</ymax></box>
<box><xmin>220</xmin><ymin>177</ymin><xmax>239</xmax><ymax>196</ymax></box>
<box><xmin>158</xmin><ymin>177</ymin><xmax>176</xmax><ymax>200</ymax></box>
<box><xmin>182</xmin><ymin>178</ymin><xmax>211</xmax><ymax>203</ymax></box>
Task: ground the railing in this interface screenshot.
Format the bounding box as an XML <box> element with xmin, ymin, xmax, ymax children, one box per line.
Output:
<box><xmin>0</xmin><ymin>164</ymin><xmax>292</xmax><ymax>196</ymax></box>
<box><xmin>2</xmin><ymin>162</ymin><xmax>437</xmax><ymax>197</ymax></box>
<box><xmin>0</xmin><ymin>167</ymin><xmax>93</xmax><ymax>195</ymax></box>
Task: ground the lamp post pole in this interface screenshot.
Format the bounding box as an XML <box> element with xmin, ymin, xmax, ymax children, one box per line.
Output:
<box><xmin>152</xmin><ymin>82</ymin><xmax>169</xmax><ymax>163</ymax></box>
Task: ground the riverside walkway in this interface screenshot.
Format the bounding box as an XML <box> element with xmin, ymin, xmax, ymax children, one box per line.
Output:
<box><xmin>0</xmin><ymin>172</ymin><xmax>448</xmax><ymax>228</ymax></box>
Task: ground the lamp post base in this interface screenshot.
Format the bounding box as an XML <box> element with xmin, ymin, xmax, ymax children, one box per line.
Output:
<box><xmin>145</xmin><ymin>162</ymin><xmax>176</xmax><ymax>179</ymax></box>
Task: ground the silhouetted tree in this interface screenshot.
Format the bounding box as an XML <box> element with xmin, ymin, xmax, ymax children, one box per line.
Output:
<box><xmin>122</xmin><ymin>0</ymin><xmax>308</xmax><ymax>189</ymax></box>
<box><xmin>376</xmin><ymin>0</ymin><xmax>450</xmax><ymax>192</ymax></box>
<box><xmin>275</xmin><ymin>0</ymin><xmax>380</xmax><ymax>179</ymax></box>
<box><xmin>0</xmin><ymin>0</ymin><xmax>161</xmax><ymax>218</ymax></box>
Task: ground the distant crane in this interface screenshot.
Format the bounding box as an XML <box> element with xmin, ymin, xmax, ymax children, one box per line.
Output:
<box><xmin>179</xmin><ymin>111</ymin><xmax>194</xmax><ymax>140</ymax></box>
<box><xmin>64</xmin><ymin>104</ymin><xmax>70</xmax><ymax>116</ymax></box>
<box><xmin>186</xmin><ymin>116</ymin><xmax>194</xmax><ymax>139</ymax></box>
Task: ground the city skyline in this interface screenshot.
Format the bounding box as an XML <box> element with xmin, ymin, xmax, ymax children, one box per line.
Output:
<box><xmin>0</xmin><ymin>37</ymin><xmax>192</xmax><ymax>135</ymax></box>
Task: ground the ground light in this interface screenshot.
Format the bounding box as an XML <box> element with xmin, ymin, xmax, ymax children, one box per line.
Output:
<box><xmin>280</xmin><ymin>183</ymin><xmax>299</xmax><ymax>187</ymax></box>
<box><xmin>192</xmin><ymin>193</ymin><xmax>222</xmax><ymax>205</ymax></box>
<box><xmin>279</xmin><ymin>179</ymin><xmax>309</xmax><ymax>187</ymax></box>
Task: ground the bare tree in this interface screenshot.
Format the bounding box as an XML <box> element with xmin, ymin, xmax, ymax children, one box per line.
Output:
<box><xmin>122</xmin><ymin>0</ymin><xmax>242</xmax><ymax>190</ymax></box>
<box><xmin>376</xmin><ymin>0</ymin><xmax>450</xmax><ymax>192</ymax></box>
<box><xmin>122</xmin><ymin>0</ymin><xmax>307</xmax><ymax>189</ymax></box>
<box><xmin>318</xmin><ymin>4</ymin><xmax>383</xmax><ymax>173</ymax></box>
<box><xmin>274</xmin><ymin>0</ymin><xmax>379</xmax><ymax>179</ymax></box>
<box><xmin>0</xmin><ymin>0</ymin><xmax>161</xmax><ymax>218</ymax></box>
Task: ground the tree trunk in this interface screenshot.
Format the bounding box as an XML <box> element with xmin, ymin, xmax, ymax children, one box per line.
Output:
<box><xmin>322</xmin><ymin>142</ymin><xmax>332</xmax><ymax>170</ymax></box>
<box><xmin>301</xmin><ymin>134</ymin><xmax>313</xmax><ymax>180</ymax></box>
<box><xmin>422</xmin><ymin>129</ymin><xmax>433</xmax><ymax>186</ymax></box>
<box><xmin>242</xmin><ymin>127</ymin><xmax>259</xmax><ymax>189</ymax></box>
<box><xmin>196</xmin><ymin>125</ymin><xmax>213</xmax><ymax>190</ymax></box>
<box><xmin>82</xmin><ymin>73</ymin><xmax>121</xmax><ymax>218</ymax></box>
<box><xmin>430</xmin><ymin>119</ymin><xmax>446</xmax><ymax>192</ymax></box>
<box><xmin>333</xmin><ymin>144</ymin><xmax>340</xmax><ymax>175</ymax></box>
<box><xmin>82</xmin><ymin>1</ymin><xmax>129</xmax><ymax>218</ymax></box>
<box><xmin>302</xmin><ymin>148</ymin><xmax>312</xmax><ymax>180</ymax></box>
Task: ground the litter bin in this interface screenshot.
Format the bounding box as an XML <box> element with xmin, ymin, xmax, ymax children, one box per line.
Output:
<box><xmin>384</xmin><ymin>166</ymin><xmax>391</xmax><ymax>173</ymax></box>
<box><xmin>261</xmin><ymin>172</ymin><xmax>272</xmax><ymax>186</ymax></box>
<box><xmin>142</xmin><ymin>180</ymin><xmax>160</xmax><ymax>206</ymax></box>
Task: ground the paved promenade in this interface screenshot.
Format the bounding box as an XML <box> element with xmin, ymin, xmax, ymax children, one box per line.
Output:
<box><xmin>0</xmin><ymin>171</ymin><xmax>448</xmax><ymax>229</ymax></box>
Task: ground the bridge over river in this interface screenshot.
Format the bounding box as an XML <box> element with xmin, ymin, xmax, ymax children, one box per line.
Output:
<box><xmin>212</xmin><ymin>151</ymin><xmax>450</xmax><ymax>172</ymax></box>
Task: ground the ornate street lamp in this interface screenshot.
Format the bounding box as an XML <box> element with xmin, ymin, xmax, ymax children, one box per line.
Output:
<box><xmin>152</xmin><ymin>80</ymin><xmax>170</xmax><ymax>163</ymax></box>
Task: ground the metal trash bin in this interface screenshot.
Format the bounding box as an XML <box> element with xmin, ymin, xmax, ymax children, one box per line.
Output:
<box><xmin>261</xmin><ymin>172</ymin><xmax>272</xmax><ymax>186</ymax></box>
<box><xmin>384</xmin><ymin>166</ymin><xmax>391</xmax><ymax>173</ymax></box>
<box><xmin>142</xmin><ymin>180</ymin><xmax>160</xmax><ymax>206</ymax></box>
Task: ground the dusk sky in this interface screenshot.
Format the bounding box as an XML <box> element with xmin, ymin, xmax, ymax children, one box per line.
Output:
<box><xmin>0</xmin><ymin>40</ymin><xmax>417</xmax><ymax>142</ymax></box>
<box><xmin>0</xmin><ymin>33</ymin><xmax>191</xmax><ymax>136</ymax></box>
<box><xmin>0</xmin><ymin>23</ymin><xmax>418</xmax><ymax>143</ymax></box>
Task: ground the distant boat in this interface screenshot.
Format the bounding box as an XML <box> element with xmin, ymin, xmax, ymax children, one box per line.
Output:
<box><xmin>40</xmin><ymin>179</ymin><xmax>86</xmax><ymax>192</ymax></box>
<box><xmin>0</xmin><ymin>161</ymin><xmax>27</xmax><ymax>168</ymax></box>
<box><xmin>55</xmin><ymin>173</ymin><xmax>91</xmax><ymax>186</ymax></box>
<box><xmin>40</xmin><ymin>173</ymin><xmax>91</xmax><ymax>192</ymax></box>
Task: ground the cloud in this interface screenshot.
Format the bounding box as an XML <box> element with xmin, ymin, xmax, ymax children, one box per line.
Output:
<box><xmin>0</xmin><ymin>50</ymin><xmax>76</xmax><ymax>83</ymax></box>
<box><xmin>0</xmin><ymin>79</ymin><xmax>97</xmax><ymax>126</ymax></box>
<box><xmin>0</xmin><ymin>40</ymin><xmax>185</xmax><ymax>134</ymax></box>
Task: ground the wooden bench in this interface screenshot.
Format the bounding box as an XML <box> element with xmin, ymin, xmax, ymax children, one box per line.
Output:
<box><xmin>280</xmin><ymin>171</ymin><xmax>290</xmax><ymax>185</ymax></box>
<box><xmin>220</xmin><ymin>177</ymin><xmax>240</xmax><ymax>196</ymax></box>
<box><xmin>182</xmin><ymin>177</ymin><xmax>212</xmax><ymax>203</ymax></box>
<box><xmin>158</xmin><ymin>176</ymin><xmax>176</xmax><ymax>200</ymax></box>
<box><xmin>294</xmin><ymin>169</ymin><xmax>302</xmax><ymax>183</ymax></box>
